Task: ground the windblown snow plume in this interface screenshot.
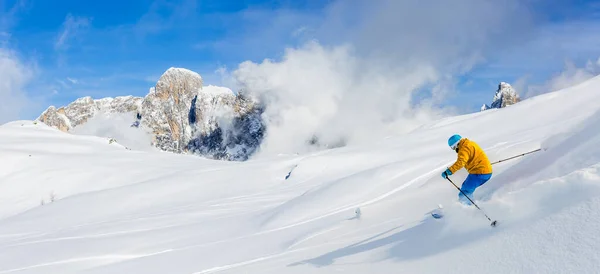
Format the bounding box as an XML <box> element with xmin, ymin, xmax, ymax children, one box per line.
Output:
<box><xmin>229</xmin><ymin>0</ymin><xmax>535</xmax><ymax>155</ymax></box>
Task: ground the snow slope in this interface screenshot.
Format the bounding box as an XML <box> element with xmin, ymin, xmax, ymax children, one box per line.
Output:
<box><xmin>1</xmin><ymin>76</ymin><xmax>600</xmax><ymax>273</ymax></box>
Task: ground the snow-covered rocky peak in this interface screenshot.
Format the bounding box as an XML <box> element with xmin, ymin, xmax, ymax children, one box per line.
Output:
<box><xmin>37</xmin><ymin>67</ymin><xmax>265</xmax><ymax>161</ymax></box>
<box><xmin>481</xmin><ymin>82</ymin><xmax>521</xmax><ymax>111</ymax></box>
<box><xmin>139</xmin><ymin>67</ymin><xmax>204</xmax><ymax>153</ymax></box>
<box><xmin>38</xmin><ymin>96</ymin><xmax>143</xmax><ymax>131</ymax></box>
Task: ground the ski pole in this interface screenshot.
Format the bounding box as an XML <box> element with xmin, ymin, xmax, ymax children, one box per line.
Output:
<box><xmin>491</xmin><ymin>148</ymin><xmax>541</xmax><ymax>165</ymax></box>
<box><xmin>446</xmin><ymin>177</ymin><xmax>497</xmax><ymax>227</ymax></box>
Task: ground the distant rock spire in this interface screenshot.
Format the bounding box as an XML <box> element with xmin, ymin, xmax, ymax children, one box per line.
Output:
<box><xmin>481</xmin><ymin>82</ymin><xmax>521</xmax><ymax>111</ymax></box>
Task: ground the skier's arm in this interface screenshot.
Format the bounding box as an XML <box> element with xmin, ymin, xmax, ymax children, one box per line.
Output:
<box><xmin>449</xmin><ymin>148</ymin><xmax>469</xmax><ymax>174</ymax></box>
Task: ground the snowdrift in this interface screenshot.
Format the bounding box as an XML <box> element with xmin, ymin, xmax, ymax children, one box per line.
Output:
<box><xmin>1</xmin><ymin>76</ymin><xmax>600</xmax><ymax>273</ymax></box>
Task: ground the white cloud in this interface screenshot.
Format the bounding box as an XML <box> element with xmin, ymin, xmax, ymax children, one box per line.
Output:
<box><xmin>66</xmin><ymin>77</ymin><xmax>78</xmax><ymax>84</ymax></box>
<box><xmin>225</xmin><ymin>0</ymin><xmax>535</xmax><ymax>155</ymax></box>
<box><xmin>56</xmin><ymin>79</ymin><xmax>69</xmax><ymax>88</ymax></box>
<box><xmin>0</xmin><ymin>48</ymin><xmax>33</xmax><ymax>124</ymax></box>
<box><xmin>55</xmin><ymin>14</ymin><xmax>90</xmax><ymax>51</ymax></box>
<box><xmin>526</xmin><ymin>58</ymin><xmax>600</xmax><ymax>97</ymax></box>
<box><xmin>190</xmin><ymin>8</ymin><xmax>323</xmax><ymax>60</ymax></box>
<box><xmin>473</xmin><ymin>20</ymin><xmax>600</xmax><ymax>79</ymax></box>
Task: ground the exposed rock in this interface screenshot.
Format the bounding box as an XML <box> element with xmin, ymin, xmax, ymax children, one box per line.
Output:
<box><xmin>187</xmin><ymin>91</ymin><xmax>265</xmax><ymax>161</ymax></box>
<box><xmin>38</xmin><ymin>96</ymin><xmax>143</xmax><ymax>131</ymax></box>
<box><xmin>37</xmin><ymin>67</ymin><xmax>266</xmax><ymax>161</ymax></box>
<box><xmin>481</xmin><ymin>82</ymin><xmax>521</xmax><ymax>111</ymax></box>
<box><xmin>491</xmin><ymin>82</ymin><xmax>521</xmax><ymax>108</ymax></box>
<box><xmin>38</xmin><ymin>106</ymin><xmax>71</xmax><ymax>132</ymax></box>
<box><xmin>139</xmin><ymin>67</ymin><xmax>204</xmax><ymax>153</ymax></box>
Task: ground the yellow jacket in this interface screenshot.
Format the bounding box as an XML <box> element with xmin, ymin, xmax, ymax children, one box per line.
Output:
<box><xmin>449</xmin><ymin>138</ymin><xmax>492</xmax><ymax>175</ymax></box>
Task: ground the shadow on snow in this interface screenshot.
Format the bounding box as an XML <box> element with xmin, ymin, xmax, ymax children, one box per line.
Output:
<box><xmin>288</xmin><ymin>216</ymin><xmax>496</xmax><ymax>268</ymax></box>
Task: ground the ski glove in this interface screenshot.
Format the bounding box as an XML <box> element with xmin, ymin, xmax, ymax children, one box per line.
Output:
<box><xmin>441</xmin><ymin>168</ymin><xmax>452</xmax><ymax>179</ymax></box>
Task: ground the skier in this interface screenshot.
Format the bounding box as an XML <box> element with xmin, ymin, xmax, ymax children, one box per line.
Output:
<box><xmin>441</xmin><ymin>134</ymin><xmax>493</xmax><ymax>205</ymax></box>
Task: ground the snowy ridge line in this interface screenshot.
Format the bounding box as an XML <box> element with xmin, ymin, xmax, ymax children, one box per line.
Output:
<box><xmin>79</xmin><ymin>181</ymin><xmax>400</xmax><ymax>266</ymax></box>
<box><xmin>0</xmin><ymin>251</ymin><xmax>173</xmax><ymax>274</ymax></box>
<box><xmin>60</xmin><ymin>159</ymin><xmax>440</xmax><ymax>258</ymax></box>
<box><xmin>0</xmin><ymin>203</ymin><xmax>274</xmax><ymax>248</ymax></box>
<box><xmin>286</xmin><ymin>215</ymin><xmax>408</xmax><ymax>250</ymax></box>
<box><xmin>256</xmin><ymin>162</ymin><xmax>449</xmax><ymax>236</ymax></box>
<box><xmin>273</xmin><ymin>161</ymin><xmax>331</xmax><ymax>193</ymax></box>
<box><xmin>192</xmin><ymin>251</ymin><xmax>301</xmax><ymax>274</ymax></box>
<box><xmin>3</xmin><ymin>166</ymin><xmax>232</xmax><ymax>220</ymax></box>
<box><xmin>3</xmin><ymin>223</ymin><xmax>187</xmax><ymax>248</ymax></box>
<box><xmin>75</xmin><ymin>181</ymin><xmax>421</xmax><ymax>273</ymax></box>
<box><xmin>0</xmin><ymin>232</ymin><xmax>47</xmax><ymax>244</ymax></box>
<box><xmin>285</xmin><ymin>225</ymin><xmax>344</xmax><ymax>250</ymax></box>
<box><xmin>194</xmin><ymin>218</ymin><xmax>422</xmax><ymax>274</ymax></box>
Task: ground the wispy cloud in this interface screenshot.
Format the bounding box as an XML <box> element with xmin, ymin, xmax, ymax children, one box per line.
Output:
<box><xmin>0</xmin><ymin>47</ymin><xmax>36</xmax><ymax>123</ymax></box>
<box><xmin>191</xmin><ymin>7</ymin><xmax>323</xmax><ymax>60</ymax></box>
<box><xmin>134</xmin><ymin>0</ymin><xmax>198</xmax><ymax>37</ymax></box>
<box><xmin>54</xmin><ymin>14</ymin><xmax>91</xmax><ymax>51</ymax></box>
<box><xmin>524</xmin><ymin>57</ymin><xmax>600</xmax><ymax>97</ymax></box>
<box><xmin>464</xmin><ymin>17</ymin><xmax>600</xmax><ymax>99</ymax></box>
<box><xmin>0</xmin><ymin>32</ymin><xmax>11</xmax><ymax>47</ymax></box>
<box><xmin>0</xmin><ymin>0</ymin><xmax>28</xmax><ymax>32</ymax></box>
<box><xmin>66</xmin><ymin>77</ymin><xmax>78</xmax><ymax>84</ymax></box>
<box><xmin>292</xmin><ymin>26</ymin><xmax>309</xmax><ymax>38</ymax></box>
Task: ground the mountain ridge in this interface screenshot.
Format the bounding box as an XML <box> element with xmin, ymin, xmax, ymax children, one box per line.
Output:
<box><xmin>37</xmin><ymin>67</ymin><xmax>266</xmax><ymax>161</ymax></box>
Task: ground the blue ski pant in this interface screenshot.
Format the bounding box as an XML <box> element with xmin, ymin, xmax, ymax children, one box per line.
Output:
<box><xmin>459</xmin><ymin>173</ymin><xmax>492</xmax><ymax>205</ymax></box>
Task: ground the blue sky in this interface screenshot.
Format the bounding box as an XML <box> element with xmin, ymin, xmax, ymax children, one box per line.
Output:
<box><xmin>2</xmin><ymin>0</ymin><xmax>600</xmax><ymax>120</ymax></box>
<box><xmin>2</xmin><ymin>1</ymin><xmax>330</xmax><ymax>104</ymax></box>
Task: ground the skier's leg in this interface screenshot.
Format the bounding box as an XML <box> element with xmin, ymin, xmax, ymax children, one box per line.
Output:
<box><xmin>477</xmin><ymin>173</ymin><xmax>492</xmax><ymax>187</ymax></box>
<box><xmin>458</xmin><ymin>174</ymin><xmax>492</xmax><ymax>205</ymax></box>
<box><xmin>458</xmin><ymin>175</ymin><xmax>477</xmax><ymax>205</ymax></box>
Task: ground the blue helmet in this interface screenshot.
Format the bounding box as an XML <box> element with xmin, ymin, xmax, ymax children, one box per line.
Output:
<box><xmin>448</xmin><ymin>134</ymin><xmax>462</xmax><ymax>149</ymax></box>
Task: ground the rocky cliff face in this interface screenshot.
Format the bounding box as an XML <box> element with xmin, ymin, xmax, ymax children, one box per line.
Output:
<box><xmin>38</xmin><ymin>96</ymin><xmax>143</xmax><ymax>131</ymax></box>
<box><xmin>481</xmin><ymin>82</ymin><xmax>521</xmax><ymax>111</ymax></box>
<box><xmin>37</xmin><ymin>67</ymin><xmax>266</xmax><ymax>161</ymax></box>
<box><xmin>139</xmin><ymin>67</ymin><xmax>204</xmax><ymax>153</ymax></box>
<box><xmin>186</xmin><ymin>89</ymin><xmax>265</xmax><ymax>161</ymax></box>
